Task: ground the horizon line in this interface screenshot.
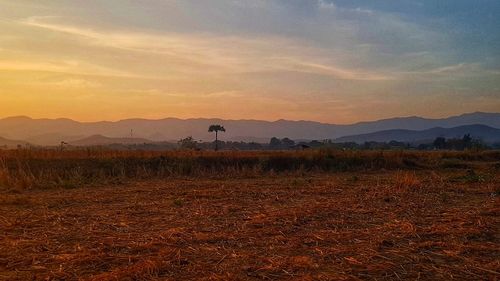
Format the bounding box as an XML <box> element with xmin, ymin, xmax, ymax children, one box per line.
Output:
<box><xmin>0</xmin><ymin>111</ymin><xmax>497</xmax><ymax>126</ymax></box>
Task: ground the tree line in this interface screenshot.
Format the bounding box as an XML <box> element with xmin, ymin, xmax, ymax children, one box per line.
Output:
<box><xmin>178</xmin><ymin>132</ymin><xmax>495</xmax><ymax>151</ymax></box>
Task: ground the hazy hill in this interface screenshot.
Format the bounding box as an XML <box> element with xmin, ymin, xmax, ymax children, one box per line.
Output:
<box><xmin>344</xmin><ymin>112</ymin><xmax>500</xmax><ymax>133</ymax></box>
<box><xmin>25</xmin><ymin>133</ymin><xmax>85</xmax><ymax>146</ymax></box>
<box><xmin>70</xmin><ymin>135</ymin><xmax>153</xmax><ymax>146</ymax></box>
<box><xmin>0</xmin><ymin>112</ymin><xmax>498</xmax><ymax>145</ymax></box>
<box><xmin>335</xmin><ymin>125</ymin><xmax>500</xmax><ymax>143</ymax></box>
<box><xmin>0</xmin><ymin>136</ymin><xmax>30</xmax><ymax>148</ymax></box>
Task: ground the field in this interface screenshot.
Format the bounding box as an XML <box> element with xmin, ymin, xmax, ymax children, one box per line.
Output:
<box><xmin>0</xmin><ymin>150</ymin><xmax>499</xmax><ymax>280</ymax></box>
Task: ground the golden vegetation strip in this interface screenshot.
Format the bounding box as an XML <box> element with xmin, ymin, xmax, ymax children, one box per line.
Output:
<box><xmin>0</xmin><ymin>150</ymin><xmax>499</xmax><ymax>190</ymax></box>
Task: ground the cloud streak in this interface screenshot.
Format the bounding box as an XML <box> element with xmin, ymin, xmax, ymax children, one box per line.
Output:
<box><xmin>20</xmin><ymin>16</ymin><xmax>390</xmax><ymax>81</ymax></box>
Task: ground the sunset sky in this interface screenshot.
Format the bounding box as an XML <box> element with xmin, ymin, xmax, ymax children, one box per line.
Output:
<box><xmin>1</xmin><ymin>0</ymin><xmax>499</xmax><ymax>123</ymax></box>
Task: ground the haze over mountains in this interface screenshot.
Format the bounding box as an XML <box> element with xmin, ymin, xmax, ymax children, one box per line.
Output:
<box><xmin>70</xmin><ymin>135</ymin><xmax>154</xmax><ymax>147</ymax></box>
<box><xmin>0</xmin><ymin>112</ymin><xmax>499</xmax><ymax>147</ymax></box>
<box><xmin>336</xmin><ymin>125</ymin><xmax>500</xmax><ymax>144</ymax></box>
<box><xmin>0</xmin><ymin>136</ymin><xmax>29</xmax><ymax>148</ymax></box>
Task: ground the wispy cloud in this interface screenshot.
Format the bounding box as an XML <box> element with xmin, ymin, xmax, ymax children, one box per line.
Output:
<box><xmin>398</xmin><ymin>63</ymin><xmax>500</xmax><ymax>81</ymax></box>
<box><xmin>0</xmin><ymin>58</ymin><xmax>149</xmax><ymax>79</ymax></box>
<box><xmin>42</xmin><ymin>78</ymin><xmax>101</xmax><ymax>89</ymax></box>
<box><xmin>19</xmin><ymin>16</ymin><xmax>389</xmax><ymax>81</ymax></box>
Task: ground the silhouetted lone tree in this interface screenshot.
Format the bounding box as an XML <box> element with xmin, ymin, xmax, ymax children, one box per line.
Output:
<box><xmin>208</xmin><ymin>125</ymin><xmax>225</xmax><ymax>151</ymax></box>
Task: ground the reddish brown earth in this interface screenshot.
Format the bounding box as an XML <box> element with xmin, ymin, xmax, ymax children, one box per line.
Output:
<box><xmin>1</xmin><ymin>170</ymin><xmax>498</xmax><ymax>280</ymax></box>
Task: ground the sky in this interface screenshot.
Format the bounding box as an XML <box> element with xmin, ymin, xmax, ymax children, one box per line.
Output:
<box><xmin>0</xmin><ymin>0</ymin><xmax>499</xmax><ymax>124</ymax></box>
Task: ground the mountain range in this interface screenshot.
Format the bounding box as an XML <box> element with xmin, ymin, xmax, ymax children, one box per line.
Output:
<box><xmin>0</xmin><ymin>112</ymin><xmax>498</xmax><ymax>146</ymax></box>
<box><xmin>335</xmin><ymin>125</ymin><xmax>500</xmax><ymax>144</ymax></box>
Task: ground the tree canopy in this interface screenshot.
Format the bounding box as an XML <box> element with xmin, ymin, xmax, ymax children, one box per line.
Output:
<box><xmin>208</xmin><ymin>125</ymin><xmax>225</xmax><ymax>132</ymax></box>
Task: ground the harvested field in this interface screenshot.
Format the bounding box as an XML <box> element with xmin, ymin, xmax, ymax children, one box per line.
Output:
<box><xmin>0</xmin><ymin>151</ymin><xmax>499</xmax><ymax>280</ymax></box>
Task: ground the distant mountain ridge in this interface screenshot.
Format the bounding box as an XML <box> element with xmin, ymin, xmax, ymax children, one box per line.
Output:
<box><xmin>335</xmin><ymin>125</ymin><xmax>500</xmax><ymax>143</ymax></box>
<box><xmin>0</xmin><ymin>112</ymin><xmax>498</xmax><ymax>145</ymax></box>
<box><xmin>0</xmin><ymin>136</ymin><xmax>29</xmax><ymax>148</ymax></box>
<box><xmin>69</xmin><ymin>135</ymin><xmax>153</xmax><ymax>146</ymax></box>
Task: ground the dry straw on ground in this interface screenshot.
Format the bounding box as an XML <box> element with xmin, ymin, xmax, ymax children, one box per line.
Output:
<box><xmin>0</xmin><ymin>150</ymin><xmax>499</xmax><ymax>280</ymax></box>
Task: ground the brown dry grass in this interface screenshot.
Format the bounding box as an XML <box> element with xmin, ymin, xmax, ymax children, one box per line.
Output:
<box><xmin>0</xmin><ymin>149</ymin><xmax>499</xmax><ymax>190</ymax></box>
<box><xmin>0</xmin><ymin>151</ymin><xmax>499</xmax><ymax>280</ymax></box>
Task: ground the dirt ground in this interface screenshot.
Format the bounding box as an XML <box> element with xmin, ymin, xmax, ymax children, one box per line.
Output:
<box><xmin>1</xmin><ymin>170</ymin><xmax>498</xmax><ymax>280</ymax></box>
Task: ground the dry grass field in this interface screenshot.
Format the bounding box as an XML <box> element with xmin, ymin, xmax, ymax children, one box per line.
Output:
<box><xmin>0</xmin><ymin>150</ymin><xmax>499</xmax><ymax>280</ymax></box>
